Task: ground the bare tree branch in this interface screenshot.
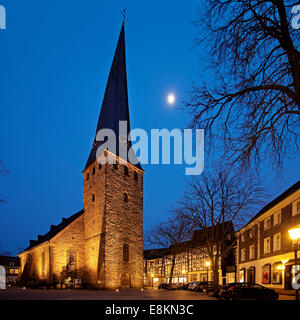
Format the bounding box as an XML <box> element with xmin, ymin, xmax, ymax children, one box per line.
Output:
<box><xmin>176</xmin><ymin>168</ymin><xmax>263</xmax><ymax>292</ymax></box>
<box><xmin>145</xmin><ymin>217</ymin><xmax>192</xmax><ymax>288</ymax></box>
<box><xmin>186</xmin><ymin>0</ymin><xmax>300</xmax><ymax>171</ymax></box>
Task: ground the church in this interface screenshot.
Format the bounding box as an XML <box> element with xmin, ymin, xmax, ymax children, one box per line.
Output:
<box><xmin>18</xmin><ymin>23</ymin><xmax>144</xmax><ymax>289</ymax></box>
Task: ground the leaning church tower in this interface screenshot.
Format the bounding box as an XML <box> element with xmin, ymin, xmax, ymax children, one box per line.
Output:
<box><xmin>83</xmin><ymin>23</ymin><xmax>144</xmax><ymax>289</ymax></box>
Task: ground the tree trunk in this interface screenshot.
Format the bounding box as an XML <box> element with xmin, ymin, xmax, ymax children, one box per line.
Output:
<box><xmin>212</xmin><ymin>257</ymin><xmax>220</xmax><ymax>297</ymax></box>
<box><xmin>168</xmin><ymin>255</ymin><xmax>176</xmax><ymax>289</ymax></box>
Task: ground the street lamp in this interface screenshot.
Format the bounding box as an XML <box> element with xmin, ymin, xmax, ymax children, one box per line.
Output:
<box><xmin>205</xmin><ymin>261</ymin><xmax>211</xmax><ymax>282</ymax></box>
<box><xmin>288</xmin><ymin>227</ymin><xmax>300</xmax><ymax>301</ymax></box>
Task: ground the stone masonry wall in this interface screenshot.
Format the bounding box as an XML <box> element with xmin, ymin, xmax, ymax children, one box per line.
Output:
<box><xmin>50</xmin><ymin>214</ymin><xmax>85</xmax><ymax>280</ymax></box>
<box><xmin>83</xmin><ymin>161</ymin><xmax>106</xmax><ymax>286</ymax></box>
<box><xmin>104</xmin><ymin>160</ymin><xmax>144</xmax><ymax>289</ymax></box>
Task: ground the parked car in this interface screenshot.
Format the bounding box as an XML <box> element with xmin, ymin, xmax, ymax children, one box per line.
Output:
<box><xmin>220</xmin><ymin>282</ymin><xmax>279</xmax><ymax>300</ymax></box>
<box><xmin>193</xmin><ymin>281</ymin><xmax>213</xmax><ymax>292</ymax></box>
<box><xmin>188</xmin><ymin>281</ymin><xmax>200</xmax><ymax>291</ymax></box>
<box><xmin>177</xmin><ymin>283</ymin><xmax>190</xmax><ymax>290</ymax></box>
<box><xmin>158</xmin><ymin>283</ymin><xmax>178</xmax><ymax>290</ymax></box>
<box><xmin>158</xmin><ymin>283</ymin><xmax>168</xmax><ymax>289</ymax></box>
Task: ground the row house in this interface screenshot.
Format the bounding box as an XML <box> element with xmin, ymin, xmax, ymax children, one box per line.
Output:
<box><xmin>144</xmin><ymin>224</ymin><xmax>236</xmax><ymax>287</ymax></box>
<box><xmin>0</xmin><ymin>255</ymin><xmax>20</xmax><ymax>284</ymax></box>
<box><xmin>237</xmin><ymin>180</ymin><xmax>300</xmax><ymax>290</ymax></box>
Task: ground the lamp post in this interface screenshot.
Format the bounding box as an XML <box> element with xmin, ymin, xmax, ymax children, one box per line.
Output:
<box><xmin>205</xmin><ymin>261</ymin><xmax>211</xmax><ymax>282</ymax></box>
<box><xmin>288</xmin><ymin>227</ymin><xmax>300</xmax><ymax>301</ymax></box>
<box><xmin>205</xmin><ymin>261</ymin><xmax>211</xmax><ymax>295</ymax></box>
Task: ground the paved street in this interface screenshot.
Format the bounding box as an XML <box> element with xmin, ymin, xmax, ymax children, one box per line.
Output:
<box><xmin>0</xmin><ymin>287</ymin><xmax>295</xmax><ymax>300</ymax></box>
<box><xmin>0</xmin><ymin>287</ymin><xmax>217</xmax><ymax>300</ymax></box>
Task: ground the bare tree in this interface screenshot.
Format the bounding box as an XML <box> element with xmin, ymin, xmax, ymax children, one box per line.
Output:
<box><xmin>145</xmin><ymin>217</ymin><xmax>192</xmax><ymax>288</ymax></box>
<box><xmin>186</xmin><ymin>0</ymin><xmax>300</xmax><ymax>171</ymax></box>
<box><xmin>176</xmin><ymin>169</ymin><xmax>262</xmax><ymax>294</ymax></box>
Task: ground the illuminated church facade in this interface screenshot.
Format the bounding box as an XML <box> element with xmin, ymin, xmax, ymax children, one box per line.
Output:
<box><xmin>18</xmin><ymin>23</ymin><xmax>144</xmax><ymax>289</ymax></box>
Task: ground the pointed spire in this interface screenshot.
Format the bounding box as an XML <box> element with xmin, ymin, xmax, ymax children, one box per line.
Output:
<box><xmin>85</xmin><ymin>24</ymin><xmax>141</xmax><ymax>170</ymax></box>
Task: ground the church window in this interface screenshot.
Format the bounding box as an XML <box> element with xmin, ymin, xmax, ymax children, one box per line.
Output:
<box><xmin>66</xmin><ymin>250</ymin><xmax>77</xmax><ymax>273</ymax></box>
<box><xmin>113</xmin><ymin>161</ymin><xmax>118</xmax><ymax>170</ymax></box>
<box><xmin>123</xmin><ymin>243</ymin><xmax>129</xmax><ymax>262</ymax></box>
<box><xmin>134</xmin><ymin>171</ymin><xmax>138</xmax><ymax>181</ymax></box>
<box><xmin>92</xmin><ymin>194</ymin><xmax>95</xmax><ymax>202</ymax></box>
<box><xmin>124</xmin><ymin>165</ymin><xmax>129</xmax><ymax>176</ymax></box>
<box><xmin>86</xmin><ymin>173</ymin><xmax>89</xmax><ymax>181</ymax></box>
<box><xmin>99</xmin><ymin>163</ymin><xmax>102</xmax><ymax>170</ymax></box>
<box><xmin>92</xmin><ymin>167</ymin><xmax>95</xmax><ymax>175</ymax></box>
<box><xmin>124</xmin><ymin>192</ymin><xmax>128</xmax><ymax>203</ymax></box>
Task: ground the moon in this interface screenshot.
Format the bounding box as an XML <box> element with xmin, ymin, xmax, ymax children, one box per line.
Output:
<box><xmin>167</xmin><ymin>93</ymin><xmax>175</xmax><ymax>105</ymax></box>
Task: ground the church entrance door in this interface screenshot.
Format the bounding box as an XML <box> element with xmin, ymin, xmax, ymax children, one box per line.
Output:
<box><xmin>121</xmin><ymin>272</ymin><xmax>131</xmax><ymax>288</ymax></box>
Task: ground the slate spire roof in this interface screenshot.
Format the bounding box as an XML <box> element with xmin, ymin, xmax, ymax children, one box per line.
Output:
<box><xmin>85</xmin><ymin>23</ymin><xmax>142</xmax><ymax>170</ymax></box>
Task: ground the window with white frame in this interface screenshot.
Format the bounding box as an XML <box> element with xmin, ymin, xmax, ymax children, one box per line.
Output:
<box><xmin>249</xmin><ymin>244</ymin><xmax>255</xmax><ymax>259</ymax></box>
<box><xmin>264</xmin><ymin>237</ymin><xmax>271</xmax><ymax>254</ymax></box>
<box><xmin>241</xmin><ymin>248</ymin><xmax>246</xmax><ymax>262</ymax></box>
<box><xmin>292</xmin><ymin>200</ymin><xmax>300</xmax><ymax>216</ymax></box>
<box><xmin>273</xmin><ymin>211</ymin><xmax>281</xmax><ymax>225</ymax></box>
<box><xmin>273</xmin><ymin>233</ymin><xmax>281</xmax><ymax>251</ymax></box>
<box><xmin>264</xmin><ymin>217</ymin><xmax>271</xmax><ymax>230</ymax></box>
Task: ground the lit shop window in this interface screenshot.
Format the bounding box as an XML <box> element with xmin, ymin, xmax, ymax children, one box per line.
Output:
<box><xmin>262</xmin><ymin>264</ymin><xmax>271</xmax><ymax>284</ymax></box>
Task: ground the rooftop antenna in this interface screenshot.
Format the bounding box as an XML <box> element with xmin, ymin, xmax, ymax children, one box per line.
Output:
<box><xmin>121</xmin><ymin>8</ymin><xmax>127</xmax><ymax>25</ymax></box>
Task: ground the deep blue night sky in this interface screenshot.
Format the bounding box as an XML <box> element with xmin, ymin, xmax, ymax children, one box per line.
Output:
<box><xmin>0</xmin><ymin>0</ymin><xmax>299</xmax><ymax>255</ymax></box>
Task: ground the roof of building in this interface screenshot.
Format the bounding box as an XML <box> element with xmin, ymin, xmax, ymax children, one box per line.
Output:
<box><xmin>144</xmin><ymin>222</ymin><xmax>235</xmax><ymax>260</ymax></box>
<box><xmin>144</xmin><ymin>248</ymin><xmax>170</xmax><ymax>260</ymax></box>
<box><xmin>85</xmin><ymin>24</ymin><xmax>142</xmax><ymax>171</ymax></box>
<box><xmin>242</xmin><ymin>179</ymin><xmax>300</xmax><ymax>229</ymax></box>
<box><xmin>0</xmin><ymin>255</ymin><xmax>20</xmax><ymax>267</ymax></box>
<box><xmin>21</xmin><ymin>209</ymin><xmax>84</xmax><ymax>253</ymax></box>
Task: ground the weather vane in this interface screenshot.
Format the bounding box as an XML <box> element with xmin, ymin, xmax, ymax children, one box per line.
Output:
<box><xmin>121</xmin><ymin>8</ymin><xmax>127</xmax><ymax>25</ymax></box>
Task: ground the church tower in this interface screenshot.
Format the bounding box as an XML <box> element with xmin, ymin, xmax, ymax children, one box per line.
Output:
<box><xmin>83</xmin><ymin>23</ymin><xmax>144</xmax><ymax>289</ymax></box>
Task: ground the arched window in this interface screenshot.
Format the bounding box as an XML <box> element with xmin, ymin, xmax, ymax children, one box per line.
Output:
<box><xmin>98</xmin><ymin>163</ymin><xmax>102</xmax><ymax>170</ymax></box>
<box><xmin>92</xmin><ymin>194</ymin><xmax>95</xmax><ymax>202</ymax></box>
<box><xmin>124</xmin><ymin>192</ymin><xmax>128</xmax><ymax>203</ymax></box>
<box><xmin>124</xmin><ymin>165</ymin><xmax>129</xmax><ymax>176</ymax></box>
<box><xmin>92</xmin><ymin>167</ymin><xmax>95</xmax><ymax>175</ymax></box>
<box><xmin>134</xmin><ymin>171</ymin><xmax>138</xmax><ymax>181</ymax></box>
<box><xmin>123</xmin><ymin>243</ymin><xmax>129</xmax><ymax>262</ymax></box>
<box><xmin>66</xmin><ymin>250</ymin><xmax>77</xmax><ymax>272</ymax></box>
<box><xmin>113</xmin><ymin>161</ymin><xmax>118</xmax><ymax>170</ymax></box>
<box><xmin>86</xmin><ymin>173</ymin><xmax>89</xmax><ymax>181</ymax></box>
